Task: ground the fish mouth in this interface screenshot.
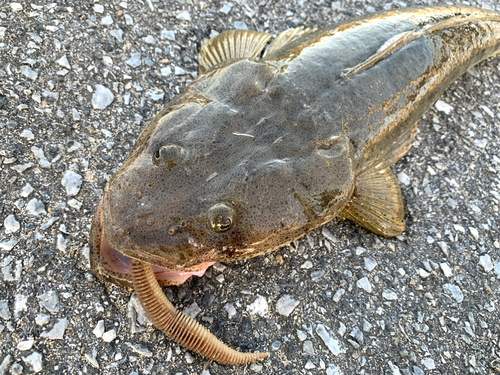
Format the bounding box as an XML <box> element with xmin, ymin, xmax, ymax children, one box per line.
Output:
<box><xmin>90</xmin><ymin>194</ymin><xmax>215</xmax><ymax>287</ymax></box>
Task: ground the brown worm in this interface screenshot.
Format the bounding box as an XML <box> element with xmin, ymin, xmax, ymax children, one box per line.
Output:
<box><xmin>130</xmin><ymin>258</ymin><xmax>269</xmax><ymax>365</ymax></box>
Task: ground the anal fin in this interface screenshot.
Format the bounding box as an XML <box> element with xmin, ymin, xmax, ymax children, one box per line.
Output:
<box><xmin>198</xmin><ymin>30</ymin><xmax>272</xmax><ymax>74</ymax></box>
<box><xmin>339</xmin><ymin>162</ymin><xmax>405</xmax><ymax>237</ymax></box>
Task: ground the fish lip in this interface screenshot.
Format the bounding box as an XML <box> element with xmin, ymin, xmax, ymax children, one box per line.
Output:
<box><xmin>92</xmin><ymin>189</ymin><xmax>215</xmax><ymax>284</ymax></box>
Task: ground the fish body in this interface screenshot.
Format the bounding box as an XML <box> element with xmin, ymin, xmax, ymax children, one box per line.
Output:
<box><xmin>90</xmin><ymin>7</ymin><xmax>500</xmax><ymax>364</ymax></box>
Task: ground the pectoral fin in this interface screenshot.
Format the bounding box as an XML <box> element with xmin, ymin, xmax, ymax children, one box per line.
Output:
<box><xmin>198</xmin><ymin>30</ymin><xmax>272</xmax><ymax>74</ymax></box>
<box><xmin>339</xmin><ymin>162</ymin><xmax>405</xmax><ymax>237</ymax></box>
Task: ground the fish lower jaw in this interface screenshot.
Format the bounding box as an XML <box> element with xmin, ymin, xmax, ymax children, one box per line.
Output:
<box><xmin>92</xmin><ymin>201</ymin><xmax>214</xmax><ymax>285</ymax></box>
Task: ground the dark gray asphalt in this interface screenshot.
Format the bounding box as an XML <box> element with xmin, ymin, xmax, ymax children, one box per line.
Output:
<box><xmin>0</xmin><ymin>0</ymin><xmax>499</xmax><ymax>374</ymax></box>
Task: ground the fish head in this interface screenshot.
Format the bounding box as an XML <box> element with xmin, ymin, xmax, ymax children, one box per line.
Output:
<box><xmin>91</xmin><ymin>60</ymin><xmax>354</xmax><ymax>285</ymax></box>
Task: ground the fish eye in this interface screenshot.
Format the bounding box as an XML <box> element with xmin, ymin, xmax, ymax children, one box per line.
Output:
<box><xmin>207</xmin><ymin>203</ymin><xmax>235</xmax><ymax>232</ymax></box>
<box><xmin>153</xmin><ymin>144</ymin><xmax>184</xmax><ymax>170</ymax></box>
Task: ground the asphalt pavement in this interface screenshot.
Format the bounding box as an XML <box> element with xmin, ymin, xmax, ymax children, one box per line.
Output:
<box><xmin>0</xmin><ymin>0</ymin><xmax>499</xmax><ymax>374</ymax></box>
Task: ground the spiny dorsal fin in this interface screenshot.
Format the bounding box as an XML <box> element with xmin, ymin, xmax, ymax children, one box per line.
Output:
<box><xmin>198</xmin><ymin>30</ymin><xmax>272</xmax><ymax>74</ymax></box>
<box><xmin>339</xmin><ymin>162</ymin><xmax>405</xmax><ymax>237</ymax></box>
<box><xmin>263</xmin><ymin>27</ymin><xmax>317</xmax><ymax>59</ymax></box>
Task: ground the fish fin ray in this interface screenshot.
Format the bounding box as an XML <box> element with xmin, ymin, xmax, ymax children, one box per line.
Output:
<box><xmin>263</xmin><ymin>27</ymin><xmax>317</xmax><ymax>59</ymax></box>
<box><xmin>384</xmin><ymin>122</ymin><xmax>418</xmax><ymax>167</ymax></box>
<box><xmin>198</xmin><ymin>30</ymin><xmax>272</xmax><ymax>74</ymax></box>
<box><xmin>340</xmin><ymin>165</ymin><xmax>404</xmax><ymax>237</ymax></box>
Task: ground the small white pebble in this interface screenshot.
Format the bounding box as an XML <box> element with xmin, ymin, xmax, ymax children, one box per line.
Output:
<box><xmin>440</xmin><ymin>262</ymin><xmax>453</xmax><ymax>277</ymax></box>
<box><xmin>176</xmin><ymin>10</ymin><xmax>191</xmax><ymax>21</ymax></box>
<box><xmin>435</xmin><ymin>100</ymin><xmax>454</xmax><ymax>114</ymax></box>
<box><xmin>17</xmin><ymin>339</ymin><xmax>34</xmax><ymax>351</ymax></box>
<box><xmin>418</xmin><ymin>268</ymin><xmax>430</xmax><ymax>279</ymax></box>
<box><xmin>382</xmin><ymin>290</ymin><xmax>398</xmax><ymax>301</ymax></box>
<box><xmin>4</xmin><ymin>214</ymin><xmax>20</xmax><ymax>234</ymax></box>
<box><xmin>247</xmin><ymin>295</ymin><xmax>268</xmax><ymax>317</ymax></box>
<box><xmin>276</xmin><ymin>295</ymin><xmax>300</xmax><ymax>317</ymax></box>
<box><xmin>20</xmin><ymin>129</ymin><xmax>35</xmax><ymax>140</ymax></box>
<box><xmin>479</xmin><ymin>255</ymin><xmax>493</xmax><ymax>273</ymax></box>
<box><xmin>356</xmin><ymin>277</ymin><xmax>372</xmax><ymax>293</ymax></box>
<box><xmin>93</xmin><ymin>320</ymin><xmax>105</xmax><ymax>338</ymax></box>
<box><xmin>469</xmin><ymin>227</ymin><xmax>479</xmax><ymax>241</ymax></box>
<box><xmin>102</xmin><ymin>329</ymin><xmax>117</xmax><ymax>342</ymax></box>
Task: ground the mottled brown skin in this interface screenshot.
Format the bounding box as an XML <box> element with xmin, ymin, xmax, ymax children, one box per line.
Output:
<box><xmin>90</xmin><ymin>6</ymin><xmax>500</xmax><ymax>364</ymax></box>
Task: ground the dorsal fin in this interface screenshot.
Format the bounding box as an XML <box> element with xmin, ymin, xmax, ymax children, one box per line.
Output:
<box><xmin>198</xmin><ymin>30</ymin><xmax>272</xmax><ymax>74</ymax></box>
<box><xmin>263</xmin><ymin>27</ymin><xmax>317</xmax><ymax>59</ymax></box>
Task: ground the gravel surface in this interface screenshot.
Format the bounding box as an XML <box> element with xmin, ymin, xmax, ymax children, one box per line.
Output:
<box><xmin>1</xmin><ymin>0</ymin><xmax>499</xmax><ymax>374</ymax></box>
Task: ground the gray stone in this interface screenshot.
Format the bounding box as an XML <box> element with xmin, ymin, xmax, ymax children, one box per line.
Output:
<box><xmin>0</xmin><ymin>355</ymin><xmax>13</xmax><ymax>375</ymax></box>
<box><xmin>31</xmin><ymin>146</ymin><xmax>51</xmax><ymax>168</ymax></box>
<box><xmin>435</xmin><ymin>100</ymin><xmax>453</xmax><ymax>114</ymax></box>
<box><xmin>421</xmin><ymin>357</ymin><xmax>436</xmax><ymax>370</ymax></box>
<box><xmin>126</xmin><ymin>52</ymin><xmax>141</xmax><ymax>68</ymax></box>
<box><xmin>20</xmin><ymin>184</ymin><xmax>34</xmax><ymax>197</ymax></box>
<box><xmin>382</xmin><ymin>289</ymin><xmax>398</xmax><ymax>301</ymax></box>
<box><xmin>176</xmin><ymin>10</ymin><xmax>191</xmax><ymax>21</ymax></box>
<box><xmin>35</xmin><ymin>313</ymin><xmax>50</xmax><ymax>326</ymax></box>
<box><xmin>174</xmin><ymin>66</ymin><xmax>186</xmax><ymax>75</ymax></box>
<box><xmin>479</xmin><ymin>254</ymin><xmax>493</xmax><ymax>272</ymax></box>
<box><xmin>11</xmin><ymin>163</ymin><xmax>34</xmax><ymax>173</ymax></box>
<box><xmin>183</xmin><ymin>302</ymin><xmax>201</xmax><ymax>319</ymax></box>
<box><xmin>56</xmin><ymin>55</ymin><xmax>71</xmax><ymax>69</ymax></box>
<box><xmin>4</xmin><ymin>214</ymin><xmax>20</xmax><ymax>234</ymax></box>
<box><xmin>247</xmin><ymin>295</ymin><xmax>268</xmax><ymax>317</ymax></box>
<box><xmin>0</xmin><ymin>300</ymin><xmax>11</xmax><ymax>320</ymax></box>
<box><xmin>101</xmin><ymin>14</ymin><xmax>113</xmax><ymax>25</ymax></box>
<box><xmin>0</xmin><ymin>239</ymin><xmax>19</xmax><ymax>251</ymax></box>
<box><xmin>220</xmin><ymin>4</ymin><xmax>233</xmax><ymax>14</ymax></box>
<box><xmin>40</xmin><ymin>318</ymin><xmax>69</xmax><ymax>339</ymax></box>
<box><xmin>349</xmin><ymin>326</ymin><xmax>364</xmax><ymax>344</ymax></box>
<box><xmin>233</xmin><ymin>21</ymin><xmax>248</xmax><ymax>29</ymax></box>
<box><xmin>125</xmin><ymin>342</ymin><xmax>153</xmax><ymax>357</ymax></box>
<box><xmin>440</xmin><ymin>262</ymin><xmax>453</xmax><ymax>277</ymax></box>
<box><xmin>92</xmin><ymin>85</ymin><xmax>114</xmax><ymax>109</ymax></box>
<box><xmin>444</xmin><ymin>283</ymin><xmax>464</xmax><ymax>303</ymax></box>
<box><xmin>20</xmin><ymin>65</ymin><xmax>38</xmax><ymax>80</ymax></box>
<box><xmin>356</xmin><ymin>277</ymin><xmax>372</xmax><ymax>293</ymax></box>
<box><xmin>276</xmin><ymin>294</ymin><xmax>300</xmax><ymax>317</ymax></box>
<box><xmin>161</xmin><ymin>30</ymin><xmax>175</xmax><ymax>40</ymax></box>
<box><xmin>110</xmin><ymin>29</ymin><xmax>124</xmax><ymax>42</ymax></box>
<box><xmin>26</xmin><ymin>198</ymin><xmax>46</xmax><ymax>215</ymax></box>
<box><xmin>102</xmin><ymin>329</ymin><xmax>116</xmax><ymax>342</ymax></box>
<box><xmin>316</xmin><ymin>324</ymin><xmax>345</xmax><ymax>356</ymax></box>
<box><xmin>332</xmin><ymin>288</ymin><xmax>345</xmax><ymax>303</ymax></box>
<box><xmin>93</xmin><ymin>4</ymin><xmax>104</xmax><ymax>13</ymax></box>
<box><xmin>387</xmin><ymin>361</ymin><xmax>401</xmax><ymax>375</ymax></box>
<box><xmin>61</xmin><ymin>170</ymin><xmax>83</xmax><ymax>196</ymax></box>
<box><xmin>326</xmin><ymin>364</ymin><xmax>343</xmax><ymax>375</ymax></box>
<box><xmin>303</xmin><ymin>340</ymin><xmax>314</xmax><ymax>354</ymax></box>
<box><xmin>10</xmin><ymin>363</ymin><xmax>23</xmax><ymax>375</ymax></box>
<box><xmin>17</xmin><ymin>338</ymin><xmax>34</xmax><ymax>351</ymax></box>
<box><xmin>224</xmin><ymin>303</ymin><xmax>236</xmax><ymax>319</ymax></box>
<box><xmin>37</xmin><ymin>290</ymin><xmax>60</xmax><ymax>313</ymax></box>
<box><xmin>21</xmin><ymin>352</ymin><xmax>42</xmax><ymax>373</ymax></box>
<box><xmin>72</xmin><ymin>108</ymin><xmax>81</xmax><ymax>120</ymax></box>
<box><xmin>145</xmin><ymin>90</ymin><xmax>164</xmax><ymax>101</ymax></box>
<box><xmin>364</xmin><ymin>256</ymin><xmax>378</xmax><ymax>272</ymax></box>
